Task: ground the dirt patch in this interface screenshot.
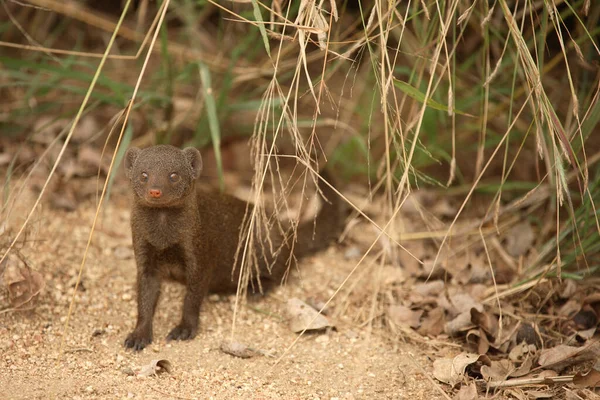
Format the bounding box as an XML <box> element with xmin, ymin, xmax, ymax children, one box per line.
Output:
<box><xmin>0</xmin><ymin>191</ymin><xmax>445</xmax><ymax>400</ymax></box>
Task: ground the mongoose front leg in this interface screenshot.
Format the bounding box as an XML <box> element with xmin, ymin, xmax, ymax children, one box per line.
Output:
<box><xmin>166</xmin><ymin>254</ymin><xmax>209</xmax><ymax>341</ymax></box>
<box><xmin>125</xmin><ymin>244</ymin><xmax>160</xmax><ymax>351</ymax></box>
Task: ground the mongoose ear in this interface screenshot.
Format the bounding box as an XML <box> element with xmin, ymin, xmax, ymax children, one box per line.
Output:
<box><xmin>183</xmin><ymin>147</ymin><xmax>202</xmax><ymax>179</ymax></box>
<box><xmin>124</xmin><ymin>147</ymin><xmax>141</xmax><ymax>179</ymax></box>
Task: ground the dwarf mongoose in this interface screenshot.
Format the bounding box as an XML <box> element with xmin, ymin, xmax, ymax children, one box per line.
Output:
<box><xmin>123</xmin><ymin>145</ymin><xmax>343</xmax><ymax>350</ymax></box>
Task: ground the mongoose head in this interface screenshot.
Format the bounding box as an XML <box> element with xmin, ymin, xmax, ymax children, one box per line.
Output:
<box><xmin>124</xmin><ymin>145</ymin><xmax>202</xmax><ymax>207</ymax></box>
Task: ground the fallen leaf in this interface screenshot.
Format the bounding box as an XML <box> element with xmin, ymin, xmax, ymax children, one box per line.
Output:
<box><xmin>511</xmin><ymin>357</ymin><xmax>533</xmax><ymax>378</ymax></box>
<box><xmin>471</xmin><ymin>308</ymin><xmax>499</xmax><ymax>339</ymax></box>
<box><xmin>453</xmin><ymin>382</ymin><xmax>479</xmax><ymax>400</ymax></box>
<box><xmin>558</xmin><ymin>299</ymin><xmax>581</xmax><ymax>318</ymax></box>
<box><xmin>466</xmin><ymin>328</ymin><xmax>489</xmax><ymax>355</ymax></box>
<box><xmin>387</xmin><ymin>305</ymin><xmax>422</xmax><ymax>329</ymax></box>
<box><xmin>577</xmin><ymin>327</ymin><xmax>597</xmax><ymax>341</ymax></box>
<box><xmin>286</xmin><ymin>298</ymin><xmax>333</xmax><ymax>333</ymax></box>
<box><xmin>509</xmin><ymin>342</ymin><xmax>535</xmax><ymax>363</ymax></box>
<box><xmin>538</xmin><ymin>342</ymin><xmax>600</xmax><ymax>370</ymax></box>
<box><xmin>446</xmin><ymin>311</ymin><xmax>476</xmax><ymax>336</ymax></box>
<box><xmin>1</xmin><ymin>254</ymin><xmax>45</xmax><ymax>308</ymax></box>
<box><xmin>220</xmin><ymin>340</ymin><xmax>256</xmax><ymax>359</ymax></box>
<box><xmin>505</xmin><ymin>221</ymin><xmax>534</xmax><ymax>257</ymax></box>
<box><xmin>481</xmin><ymin>359</ymin><xmax>513</xmax><ymax>382</ymax></box>
<box><xmin>433</xmin><ymin>353</ymin><xmax>483</xmax><ymax>386</ymax></box>
<box><xmin>504</xmin><ymin>388</ymin><xmax>528</xmax><ymax>400</ymax></box>
<box><xmin>137</xmin><ymin>359</ymin><xmax>172</xmax><ymax>377</ymax></box>
<box><xmin>573</xmin><ymin>368</ymin><xmax>600</xmax><ymax>388</ymax></box>
<box><xmin>438</xmin><ymin>292</ymin><xmax>483</xmax><ymax>318</ymax></box>
<box><xmin>414</xmin><ymin>280</ymin><xmax>445</xmax><ymax>297</ymax></box>
<box><xmin>419</xmin><ymin>308</ymin><xmax>446</xmax><ymax>337</ymax></box>
<box><xmin>559</xmin><ymin>279</ymin><xmax>578</xmax><ymax>299</ymax></box>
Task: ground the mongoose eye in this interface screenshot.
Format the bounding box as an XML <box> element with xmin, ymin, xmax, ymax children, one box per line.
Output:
<box><xmin>169</xmin><ymin>173</ymin><xmax>180</xmax><ymax>183</ymax></box>
<box><xmin>140</xmin><ymin>172</ymin><xmax>148</xmax><ymax>183</ymax></box>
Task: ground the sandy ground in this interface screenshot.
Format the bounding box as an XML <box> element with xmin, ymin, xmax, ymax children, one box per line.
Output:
<box><xmin>1</xmin><ymin>188</ymin><xmax>447</xmax><ymax>400</ymax></box>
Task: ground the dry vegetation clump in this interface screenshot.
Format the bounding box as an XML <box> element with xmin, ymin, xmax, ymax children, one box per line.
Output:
<box><xmin>1</xmin><ymin>0</ymin><xmax>600</xmax><ymax>398</ymax></box>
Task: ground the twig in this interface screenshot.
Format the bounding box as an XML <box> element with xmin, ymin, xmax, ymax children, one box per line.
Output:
<box><xmin>65</xmin><ymin>347</ymin><xmax>93</xmax><ymax>353</ymax></box>
<box><xmin>485</xmin><ymin>375</ymin><xmax>574</xmax><ymax>389</ymax></box>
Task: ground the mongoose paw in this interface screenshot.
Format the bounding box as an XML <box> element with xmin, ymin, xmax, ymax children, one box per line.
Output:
<box><xmin>124</xmin><ymin>332</ymin><xmax>152</xmax><ymax>351</ymax></box>
<box><xmin>166</xmin><ymin>324</ymin><xmax>197</xmax><ymax>341</ymax></box>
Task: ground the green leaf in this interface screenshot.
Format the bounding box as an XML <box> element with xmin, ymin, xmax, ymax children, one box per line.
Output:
<box><xmin>393</xmin><ymin>79</ymin><xmax>471</xmax><ymax>116</ymax></box>
<box><xmin>105</xmin><ymin>122</ymin><xmax>133</xmax><ymax>204</ymax></box>
<box><xmin>198</xmin><ymin>62</ymin><xmax>224</xmax><ymax>191</ymax></box>
<box><xmin>250</xmin><ymin>0</ymin><xmax>270</xmax><ymax>57</ymax></box>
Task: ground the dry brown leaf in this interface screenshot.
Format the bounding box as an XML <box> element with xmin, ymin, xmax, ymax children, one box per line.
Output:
<box><xmin>538</xmin><ymin>342</ymin><xmax>600</xmax><ymax>370</ymax></box>
<box><xmin>560</xmin><ymin>279</ymin><xmax>578</xmax><ymax>299</ymax></box>
<box><xmin>438</xmin><ymin>292</ymin><xmax>483</xmax><ymax>317</ymax></box>
<box><xmin>466</xmin><ymin>328</ymin><xmax>490</xmax><ymax>355</ymax></box>
<box><xmin>446</xmin><ymin>311</ymin><xmax>476</xmax><ymax>336</ymax></box>
<box><xmin>414</xmin><ymin>280</ymin><xmax>445</xmax><ymax>297</ymax></box>
<box><xmin>471</xmin><ymin>308</ymin><xmax>498</xmax><ymax>339</ymax></box>
<box><xmin>478</xmin><ymin>328</ymin><xmax>491</xmax><ymax>355</ymax></box>
<box><xmin>453</xmin><ymin>382</ymin><xmax>479</xmax><ymax>400</ymax></box>
<box><xmin>481</xmin><ymin>359</ymin><xmax>513</xmax><ymax>382</ymax></box>
<box><xmin>558</xmin><ymin>299</ymin><xmax>581</xmax><ymax>318</ymax></box>
<box><xmin>1</xmin><ymin>254</ymin><xmax>45</xmax><ymax>308</ymax></box>
<box><xmin>387</xmin><ymin>305</ymin><xmax>422</xmax><ymax>329</ymax></box>
<box><xmin>511</xmin><ymin>358</ymin><xmax>533</xmax><ymax>378</ymax></box>
<box><xmin>509</xmin><ymin>342</ymin><xmax>536</xmax><ymax>362</ymax></box>
<box><xmin>504</xmin><ymin>388</ymin><xmax>528</xmax><ymax>400</ymax></box>
<box><xmin>220</xmin><ymin>340</ymin><xmax>256</xmax><ymax>359</ymax></box>
<box><xmin>505</xmin><ymin>221</ymin><xmax>535</xmax><ymax>257</ymax></box>
<box><xmin>433</xmin><ymin>353</ymin><xmax>484</xmax><ymax>387</ymax></box>
<box><xmin>286</xmin><ymin>298</ymin><xmax>333</xmax><ymax>333</ymax></box>
<box><xmin>577</xmin><ymin>327</ymin><xmax>597</xmax><ymax>341</ymax></box>
<box><xmin>419</xmin><ymin>307</ymin><xmax>445</xmax><ymax>337</ymax></box>
<box><xmin>137</xmin><ymin>359</ymin><xmax>172</xmax><ymax>377</ymax></box>
<box><xmin>573</xmin><ymin>368</ymin><xmax>600</xmax><ymax>388</ymax></box>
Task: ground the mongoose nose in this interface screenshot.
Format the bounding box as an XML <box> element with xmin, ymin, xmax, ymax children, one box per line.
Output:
<box><xmin>149</xmin><ymin>189</ymin><xmax>162</xmax><ymax>198</ymax></box>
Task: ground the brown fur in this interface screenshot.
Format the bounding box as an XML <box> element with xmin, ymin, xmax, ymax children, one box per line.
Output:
<box><xmin>123</xmin><ymin>145</ymin><xmax>343</xmax><ymax>350</ymax></box>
